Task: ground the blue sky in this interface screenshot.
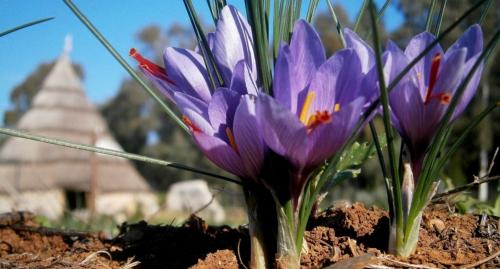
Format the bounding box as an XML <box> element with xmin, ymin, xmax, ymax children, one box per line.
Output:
<box><xmin>0</xmin><ymin>1</ymin><xmax>403</xmax><ymax>123</ymax></box>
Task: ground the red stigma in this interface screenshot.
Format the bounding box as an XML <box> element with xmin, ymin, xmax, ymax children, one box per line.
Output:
<box><xmin>182</xmin><ymin>116</ymin><xmax>201</xmax><ymax>133</ymax></box>
<box><xmin>306</xmin><ymin>110</ymin><xmax>332</xmax><ymax>133</ymax></box>
<box><xmin>129</xmin><ymin>48</ymin><xmax>175</xmax><ymax>85</ymax></box>
<box><xmin>424</xmin><ymin>53</ymin><xmax>442</xmax><ymax>104</ymax></box>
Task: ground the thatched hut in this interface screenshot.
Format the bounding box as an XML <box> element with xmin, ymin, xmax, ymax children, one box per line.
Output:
<box><xmin>0</xmin><ymin>47</ymin><xmax>158</xmax><ymax>220</ymax></box>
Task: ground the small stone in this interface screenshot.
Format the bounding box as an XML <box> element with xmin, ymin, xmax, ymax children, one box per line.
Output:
<box><xmin>428</xmin><ymin>218</ymin><xmax>446</xmax><ymax>233</ymax></box>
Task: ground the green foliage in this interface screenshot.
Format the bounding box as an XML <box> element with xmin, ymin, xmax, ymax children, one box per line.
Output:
<box><xmin>336</xmin><ymin>135</ymin><xmax>386</xmax><ymax>171</ymax></box>
<box><xmin>36</xmin><ymin>213</ymin><xmax>121</xmax><ymax>235</ymax></box>
<box><xmin>455</xmin><ymin>195</ymin><xmax>500</xmax><ymax>217</ymax></box>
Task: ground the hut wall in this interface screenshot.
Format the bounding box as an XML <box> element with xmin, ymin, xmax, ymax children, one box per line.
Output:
<box><xmin>0</xmin><ymin>189</ymin><xmax>65</xmax><ymax>219</ymax></box>
<box><xmin>96</xmin><ymin>192</ymin><xmax>158</xmax><ymax>221</ymax></box>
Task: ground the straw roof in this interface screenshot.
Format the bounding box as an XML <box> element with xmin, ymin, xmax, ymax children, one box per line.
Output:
<box><xmin>0</xmin><ymin>52</ymin><xmax>150</xmax><ymax>194</ymax></box>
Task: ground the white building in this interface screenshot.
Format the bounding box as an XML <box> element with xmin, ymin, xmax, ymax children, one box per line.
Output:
<box><xmin>0</xmin><ymin>45</ymin><xmax>158</xmax><ymax>220</ymax></box>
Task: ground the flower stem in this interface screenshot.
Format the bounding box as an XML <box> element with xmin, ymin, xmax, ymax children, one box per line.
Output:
<box><xmin>245</xmin><ymin>191</ymin><xmax>271</xmax><ymax>269</ymax></box>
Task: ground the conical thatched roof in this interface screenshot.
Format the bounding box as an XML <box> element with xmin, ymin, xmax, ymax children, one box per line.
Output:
<box><xmin>0</xmin><ymin>52</ymin><xmax>150</xmax><ymax>194</ymax></box>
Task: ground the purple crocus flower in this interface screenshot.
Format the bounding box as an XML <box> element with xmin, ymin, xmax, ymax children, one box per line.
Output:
<box><xmin>130</xmin><ymin>5</ymin><xmax>256</xmax><ymax>104</ymax></box>
<box><xmin>386</xmin><ymin>25</ymin><xmax>483</xmax><ymax>177</ymax></box>
<box><xmin>130</xmin><ymin>5</ymin><xmax>265</xmax><ymax>181</ymax></box>
<box><xmin>256</xmin><ymin>20</ymin><xmax>377</xmax><ymax>203</ymax></box>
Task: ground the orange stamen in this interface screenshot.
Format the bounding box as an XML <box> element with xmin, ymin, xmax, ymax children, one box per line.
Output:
<box><xmin>424</xmin><ymin>53</ymin><xmax>442</xmax><ymax>104</ymax></box>
<box><xmin>306</xmin><ymin>110</ymin><xmax>332</xmax><ymax>133</ymax></box>
<box><xmin>182</xmin><ymin>116</ymin><xmax>201</xmax><ymax>132</ymax></box>
<box><xmin>225</xmin><ymin>127</ymin><xmax>239</xmax><ymax>153</ymax></box>
<box><xmin>129</xmin><ymin>48</ymin><xmax>175</xmax><ymax>85</ymax></box>
<box><xmin>438</xmin><ymin>92</ymin><xmax>451</xmax><ymax>104</ymax></box>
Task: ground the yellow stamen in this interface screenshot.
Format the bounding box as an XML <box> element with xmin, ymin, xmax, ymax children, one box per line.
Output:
<box><xmin>225</xmin><ymin>127</ymin><xmax>239</xmax><ymax>153</ymax></box>
<box><xmin>306</xmin><ymin>114</ymin><xmax>317</xmax><ymax>126</ymax></box>
<box><xmin>300</xmin><ymin>91</ymin><xmax>316</xmax><ymax>124</ymax></box>
<box><xmin>334</xmin><ymin>103</ymin><xmax>340</xmax><ymax>112</ymax></box>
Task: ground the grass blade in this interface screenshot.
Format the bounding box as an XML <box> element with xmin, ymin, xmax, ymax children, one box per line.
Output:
<box><xmin>479</xmin><ymin>0</ymin><xmax>493</xmax><ymax>25</ymax></box>
<box><xmin>364</xmin><ymin>0</ymin><xmax>392</xmax><ymax>39</ymax></box>
<box><xmin>62</xmin><ymin>0</ymin><xmax>188</xmax><ymax>133</ymax></box>
<box><xmin>272</xmin><ymin>0</ymin><xmax>282</xmax><ymax>61</ymax></box>
<box><xmin>0</xmin><ymin>17</ymin><xmax>54</xmax><ymax>37</ymax></box>
<box><xmin>245</xmin><ymin>0</ymin><xmax>272</xmax><ymax>93</ymax></box>
<box><xmin>433</xmin><ymin>0</ymin><xmax>447</xmax><ymax>35</ymax></box>
<box><xmin>425</xmin><ymin>0</ymin><xmax>438</xmax><ymax>32</ymax></box>
<box><xmin>306</xmin><ymin>0</ymin><xmax>320</xmax><ymax>23</ymax></box>
<box><xmin>437</xmin><ymin>102</ymin><xmax>499</xmax><ymax>171</ymax></box>
<box><xmin>184</xmin><ymin>0</ymin><xmax>225</xmax><ymax>88</ymax></box>
<box><xmin>369</xmin><ymin>121</ymin><xmax>395</xmax><ymax>217</ymax></box>
<box><xmin>326</xmin><ymin>0</ymin><xmax>346</xmax><ymax>47</ymax></box>
<box><xmin>368</xmin><ymin>0</ymin><xmax>403</xmax><ymax>228</ymax></box>
<box><xmin>206</xmin><ymin>0</ymin><xmax>218</xmax><ymax>23</ymax></box>
<box><xmin>353</xmin><ymin>0</ymin><xmax>369</xmax><ymax>33</ymax></box>
<box><xmin>0</xmin><ymin>127</ymin><xmax>241</xmax><ymax>185</ymax></box>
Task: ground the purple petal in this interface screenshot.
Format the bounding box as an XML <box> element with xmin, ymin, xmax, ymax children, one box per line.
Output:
<box><xmin>344</xmin><ymin>28</ymin><xmax>375</xmax><ymax>73</ymax></box>
<box><xmin>230</xmin><ymin>60</ymin><xmax>258</xmax><ymax>96</ymax></box>
<box><xmin>213</xmin><ymin>5</ymin><xmax>256</xmax><ymax>84</ymax></box>
<box><xmin>386</xmin><ymin>40</ymin><xmax>412</xmax><ymax>82</ymax></box>
<box><xmin>289</xmin><ymin>20</ymin><xmax>326</xmax><ymax>77</ymax></box>
<box><xmin>192</xmin><ymin>131</ymin><xmax>246</xmax><ymax>177</ymax></box>
<box><xmin>164</xmin><ymin>47</ymin><xmax>212</xmax><ymax>102</ymax></box>
<box><xmin>385</xmin><ymin>41</ymin><xmax>420</xmax><ymax>102</ymax></box>
<box><xmin>307</xmin><ymin>97</ymin><xmax>366</xmax><ymax>166</ymax></box>
<box><xmin>452</xmin><ymin>54</ymin><xmax>484</xmax><ymax>120</ymax></box>
<box><xmin>233</xmin><ymin>95</ymin><xmax>265</xmax><ymax>179</ymax></box>
<box><xmin>139</xmin><ymin>69</ymin><xmax>175</xmax><ymax>101</ymax></box>
<box><xmin>308</xmin><ymin>49</ymin><xmax>363</xmax><ymax>114</ymax></box>
<box><xmin>389</xmin><ymin>67</ymin><xmax>444</xmax><ymax>154</ymax></box>
<box><xmin>256</xmin><ymin>94</ymin><xmax>308</xmax><ymax>167</ymax></box>
<box><xmin>447</xmin><ymin>24</ymin><xmax>483</xmax><ymax>61</ymax></box>
<box><xmin>387</xmin><ymin>42</ymin><xmax>427</xmax><ymax>142</ymax></box>
<box><xmin>274</xmin><ymin>20</ymin><xmax>326</xmax><ymax>113</ymax></box>
<box><xmin>208</xmin><ymin>88</ymin><xmax>241</xmax><ymax>135</ymax></box>
<box><xmin>404</xmin><ymin>31</ymin><xmax>444</xmax><ymax>97</ymax></box>
<box><xmin>273</xmin><ymin>44</ymin><xmax>293</xmax><ymax>109</ymax></box>
<box><xmin>416</xmin><ymin>49</ymin><xmax>467</xmax><ymax>132</ymax></box>
<box><xmin>433</xmin><ymin>48</ymin><xmax>467</xmax><ymax>98</ymax></box>
<box><xmin>173</xmin><ymin>92</ymin><xmax>214</xmax><ymax>136</ymax></box>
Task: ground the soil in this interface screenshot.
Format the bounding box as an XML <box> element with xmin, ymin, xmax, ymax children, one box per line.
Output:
<box><xmin>0</xmin><ymin>203</ymin><xmax>498</xmax><ymax>269</ymax></box>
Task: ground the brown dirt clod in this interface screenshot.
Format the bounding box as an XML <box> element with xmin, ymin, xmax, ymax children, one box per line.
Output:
<box><xmin>0</xmin><ymin>204</ymin><xmax>498</xmax><ymax>268</ymax></box>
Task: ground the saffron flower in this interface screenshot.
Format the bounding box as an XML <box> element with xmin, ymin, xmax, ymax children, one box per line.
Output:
<box><xmin>387</xmin><ymin>25</ymin><xmax>483</xmax><ymax>177</ymax></box>
<box><xmin>130</xmin><ymin>5</ymin><xmax>265</xmax><ymax>180</ymax></box>
<box><xmin>256</xmin><ymin>20</ymin><xmax>377</xmax><ymax>203</ymax></box>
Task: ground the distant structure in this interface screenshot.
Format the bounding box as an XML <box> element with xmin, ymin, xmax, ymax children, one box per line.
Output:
<box><xmin>0</xmin><ymin>39</ymin><xmax>158</xmax><ymax>220</ymax></box>
<box><xmin>166</xmin><ymin>179</ymin><xmax>226</xmax><ymax>223</ymax></box>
